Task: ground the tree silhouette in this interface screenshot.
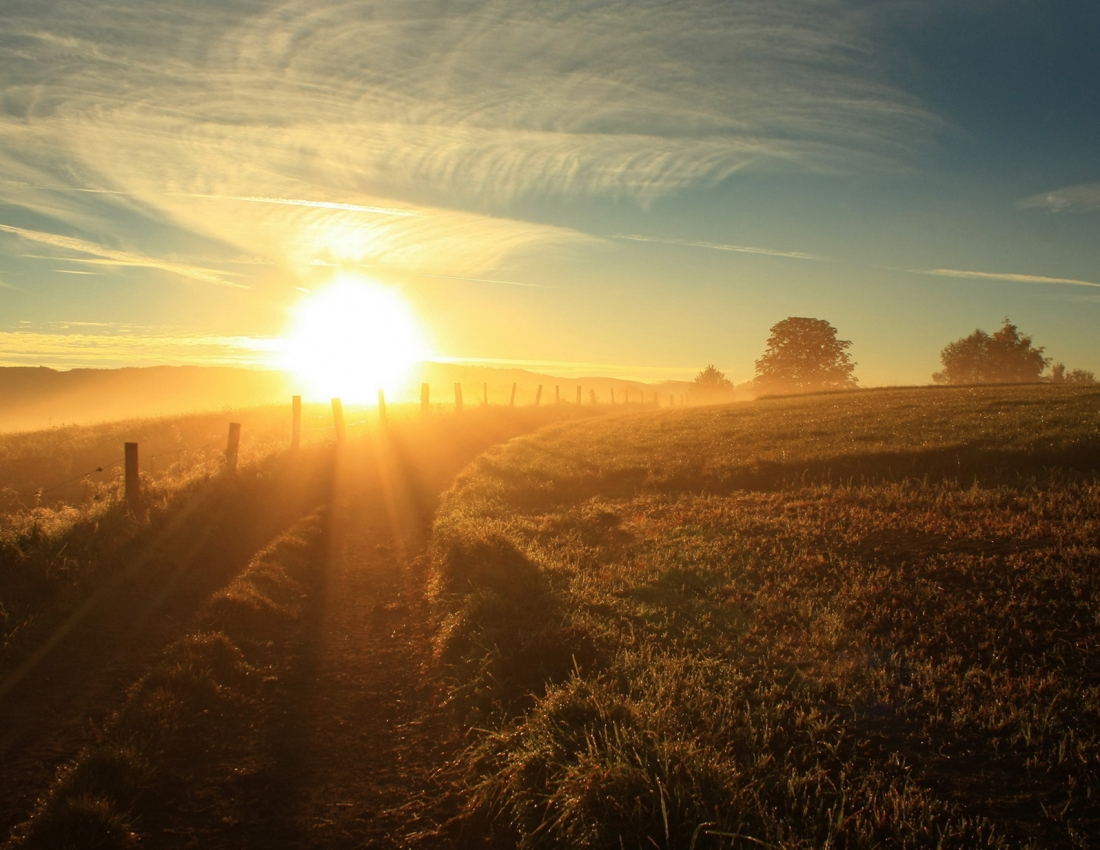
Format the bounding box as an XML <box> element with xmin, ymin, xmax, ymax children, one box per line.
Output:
<box><xmin>1048</xmin><ymin>362</ymin><xmax>1096</xmax><ymax>385</ymax></box>
<box><xmin>691</xmin><ymin>364</ymin><xmax>734</xmax><ymax>400</ymax></box>
<box><xmin>933</xmin><ymin>318</ymin><xmax>1049</xmax><ymax>385</ymax></box>
<box><xmin>753</xmin><ymin>317</ymin><xmax>856</xmax><ymax>393</ymax></box>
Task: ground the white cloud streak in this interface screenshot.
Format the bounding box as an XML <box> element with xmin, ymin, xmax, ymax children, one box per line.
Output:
<box><xmin>1020</xmin><ymin>182</ymin><xmax>1100</xmax><ymax>213</ymax></box>
<box><xmin>0</xmin><ymin>224</ymin><xmax>248</xmax><ymax>288</ymax></box>
<box><xmin>0</xmin><ymin>330</ymin><xmax>277</xmax><ymax>369</ymax></box>
<box><xmin>413</xmin><ymin>273</ymin><xmax>547</xmax><ymax>288</ymax></box>
<box><xmin>615</xmin><ymin>234</ymin><xmax>823</xmax><ymax>260</ymax></box>
<box><xmin>175</xmin><ymin>194</ymin><xmax>419</xmax><ymax>218</ymax></box>
<box><xmin>918</xmin><ymin>268</ymin><xmax>1100</xmax><ymax>289</ymax></box>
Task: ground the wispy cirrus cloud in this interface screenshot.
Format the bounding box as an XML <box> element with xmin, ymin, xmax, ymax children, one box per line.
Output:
<box><xmin>1019</xmin><ymin>182</ymin><xmax>1100</xmax><ymax>213</ymax></box>
<box><xmin>0</xmin><ymin>224</ymin><xmax>247</xmax><ymax>288</ymax></box>
<box><xmin>0</xmin><ymin>0</ymin><xmax>942</xmax><ymax>282</ymax></box>
<box><xmin>614</xmin><ymin>234</ymin><xmax>823</xmax><ymax>261</ymax></box>
<box><xmin>917</xmin><ymin>267</ymin><xmax>1100</xmax><ymax>289</ymax></box>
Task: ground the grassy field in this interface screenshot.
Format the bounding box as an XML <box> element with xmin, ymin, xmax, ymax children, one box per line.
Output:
<box><xmin>1</xmin><ymin>403</ymin><xmax>599</xmax><ymax>847</ymax></box>
<box><xmin>0</xmin><ymin>401</ymin><xmax>383</xmax><ymax>515</ymax></box>
<box><xmin>429</xmin><ymin>385</ymin><xmax>1100</xmax><ymax>848</ymax></box>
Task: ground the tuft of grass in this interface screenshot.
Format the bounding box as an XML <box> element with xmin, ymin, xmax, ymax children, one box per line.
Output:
<box><xmin>430</xmin><ymin>385</ymin><xmax>1100</xmax><ymax>848</ymax></box>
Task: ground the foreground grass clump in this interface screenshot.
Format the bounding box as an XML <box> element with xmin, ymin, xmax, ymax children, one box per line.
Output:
<box><xmin>7</xmin><ymin>510</ymin><xmax>328</xmax><ymax>849</ymax></box>
<box><xmin>430</xmin><ymin>385</ymin><xmax>1100</xmax><ymax>848</ymax></box>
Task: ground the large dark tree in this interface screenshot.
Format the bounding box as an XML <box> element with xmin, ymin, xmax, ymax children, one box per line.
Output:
<box><xmin>933</xmin><ymin>318</ymin><xmax>1049</xmax><ymax>385</ymax></box>
<box><xmin>753</xmin><ymin>317</ymin><xmax>857</xmax><ymax>393</ymax></box>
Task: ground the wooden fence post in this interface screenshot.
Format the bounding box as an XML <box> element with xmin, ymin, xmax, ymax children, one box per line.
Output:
<box><xmin>555</xmin><ymin>385</ymin><xmax>560</xmax><ymax>404</ymax></box>
<box><xmin>378</xmin><ymin>389</ymin><xmax>387</xmax><ymax>425</ymax></box>
<box><xmin>535</xmin><ymin>385</ymin><xmax>543</xmax><ymax>406</ymax></box>
<box><xmin>483</xmin><ymin>382</ymin><xmax>488</xmax><ymax>407</ymax></box>
<box><xmin>124</xmin><ymin>442</ymin><xmax>140</xmax><ymax>513</ymax></box>
<box><xmin>455</xmin><ymin>383</ymin><xmax>464</xmax><ymax>412</ymax></box>
<box><xmin>291</xmin><ymin>395</ymin><xmax>301</xmax><ymax>451</ymax></box>
<box><xmin>610</xmin><ymin>387</ymin><xmax>615</xmax><ymax>405</ymax></box>
<box><xmin>577</xmin><ymin>386</ymin><xmax>582</xmax><ymax>405</ymax></box>
<box><xmin>421</xmin><ymin>383</ymin><xmax>430</xmax><ymax>416</ymax></box>
<box><xmin>332</xmin><ymin>398</ymin><xmax>346</xmax><ymax>444</ymax></box>
<box><xmin>510</xmin><ymin>383</ymin><xmax>517</xmax><ymax>407</ymax></box>
<box><xmin>225</xmin><ymin>422</ymin><xmax>241</xmax><ymax>475</ymax></box>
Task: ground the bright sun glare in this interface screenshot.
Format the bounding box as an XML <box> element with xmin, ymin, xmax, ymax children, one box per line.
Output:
<box><xmin>279</xmin><ymin>276</ymin><xmax>427</xmax><ymax>403</ymax></box>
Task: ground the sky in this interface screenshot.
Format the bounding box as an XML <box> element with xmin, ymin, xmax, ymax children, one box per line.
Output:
<box><xmin>0</xmin><ymin>0</ymin><xmax>1097</xmax><ymax>388</ymax></box>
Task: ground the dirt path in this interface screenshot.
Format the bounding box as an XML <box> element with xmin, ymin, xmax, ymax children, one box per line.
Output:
<box><xmin>258</xmin><ymin>426</ymin><xmax>512</xmax><ymax>848</ymax></box>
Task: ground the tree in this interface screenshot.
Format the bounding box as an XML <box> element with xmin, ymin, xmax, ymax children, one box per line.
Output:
<box><xmin>933</xmin><ymin>318</ymin><xmax>1049</xmax><ymax>385</ymax></box>
<box><xmin>691</xmin><ymin>364</ymin><xmax>734</xmax><ymax>401</ymax></box>
<box><xmin>1049</xmin><ymin>363</ymin><xmax>1097</xmax><ymax>385</ymax></box>
<box><xmin>753</xmin><ymin>317</ymin><xmax>857</xmax><ymax>393</ymax></box>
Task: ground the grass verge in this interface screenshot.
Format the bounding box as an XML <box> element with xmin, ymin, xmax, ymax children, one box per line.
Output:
<box><xmin>5</xmin><ymin>508</ymin><xmax>329</xmax><ymax>849</ymax></box>
<box><xmin>0</xmin><ymin>444</ymin><xmax>333</xmax><ymax>688</ymax></box>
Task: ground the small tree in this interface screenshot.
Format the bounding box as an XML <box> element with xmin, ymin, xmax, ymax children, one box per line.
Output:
<box><xmin>933</xmin><ymin>318</ymin><xmax>1049</xmax><ymax>385</ymax></box>
<box><xmin>691</xmin><ymin>365</ymin><xmax>734</xmax><ymax>401</ymax></box>
<box><xmin>1049</xmin><ymin>363</ymin><xmax>1097</xmax><ymax>385</ymax></box>
<box><xmin>753</xmin><ymin>317</ymin><xmax>857</xmax><ymax>393</ymax></box>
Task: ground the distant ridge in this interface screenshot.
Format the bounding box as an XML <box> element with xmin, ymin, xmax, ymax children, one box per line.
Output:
<box><xmin>0</xmin><ymin>363</ymin><xmax>698</xmax><ymax>432</ymax></box>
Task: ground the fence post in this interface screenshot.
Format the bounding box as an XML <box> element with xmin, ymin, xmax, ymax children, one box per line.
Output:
<box><xmin>535</xmin><ymin>385</ymin><xmax>543</xmax><ymax>406</ymax></box>
<box><xmin>454</xmin><ymin>383</ymin><xmax>464</xmax><ymax>412</ymax></box>
<box><xmin>291</xmin><ymin>395</ymin><xmax>301</xmax><ymax>451</ymax></box>
<box><xmin>610</xmin><ymin>387</ymin><xmax>615</xmax><ymax>405</ymax></box>
<box><xmin>510</xmin><ymin>383</ymin><xmax>517</xmax><ymax>407</ymax></box>
<box><xmin>483</xmin><ymin>382</ymin><xmax>488</xmax><ymax>407</ymax></box>
<box><xmin>332</xmin><ymin>398</ymin><xmax>346</xmax><ymax>444</ymax></box>
<box><xmin>577</xmin><ymin>386</ymin><xmax>582</xmax><ymax>405</ymax></box>
<box><xmin>421</xmin><ymin>383</ymin><xmax>430</xmax><ymax>416</ymax></box>
<box><xmin>378</xmin><ymin>389</ymin><xmax>387</xmax><ymax>425</ymax></box>
<box><xmin>225</xmin><ymin>423</ymin><xmax>241</xmax><ymax>475</ymax></box>
<box><xmin>555</xmin><ymin>385</ymin><xmax>560</xmax><ymax>404</ymax></box>
<box><xmin>124</xmin><ymin>442</ymin><xmax>140</xmax><ymax>513</ymax></box>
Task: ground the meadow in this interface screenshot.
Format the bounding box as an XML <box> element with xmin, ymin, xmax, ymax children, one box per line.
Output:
<box><xmin>428</xmin><ymin>385</ymin><xmax>1100</xmax><ymax>848</ymax></box>
<box><xmin>0</xmin><ymin>402</ymin><xmax>593</xmax><ymax>847</ymax></box>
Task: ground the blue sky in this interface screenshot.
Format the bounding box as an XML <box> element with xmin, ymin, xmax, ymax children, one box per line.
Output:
<box><xmin>0</xmin><ymin>0</ymin><xmax>1097</xmax><ymax>386</ymax></box>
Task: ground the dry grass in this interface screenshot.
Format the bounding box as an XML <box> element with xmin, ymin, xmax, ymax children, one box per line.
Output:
<box><xmin>6</xmin><ymin>510</ymin><xmax>330</xmax><ymax>849</ymax></box>
<box><xmin>0</xmin><ymin>401</ymin><xmax>369</xmax><ymax>515</ymax></box>
<box><xmin>429</xmin><ymin>385</ymin><xmax>1100</xmax><ymax>848</ymax></box>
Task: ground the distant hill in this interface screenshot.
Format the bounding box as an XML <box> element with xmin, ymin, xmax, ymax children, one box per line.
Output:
<box><xmin>0</xmin><ymin>366</ymin><xmax>293</xmax><ymax>432</ymax></box>
<box><xmin>0</xmin><ymin>363</ymin><xmax>704</xmax><ymax>432</ymax></box>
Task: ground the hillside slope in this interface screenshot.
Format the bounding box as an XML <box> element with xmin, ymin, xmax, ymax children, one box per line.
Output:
<box><xmin>429</xmin><ymin>385</ymin><xmax>1100</xmax><ymax>848</ymax></box>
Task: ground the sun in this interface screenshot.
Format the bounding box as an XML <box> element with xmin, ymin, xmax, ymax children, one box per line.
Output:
<box><xmin>279</xmin><ymin>276</ymin><xmax>427</xmax><ymax>402</ymax></box>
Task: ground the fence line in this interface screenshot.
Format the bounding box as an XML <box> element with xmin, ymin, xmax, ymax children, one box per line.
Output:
<box><xmin>6</xmin><ymin>386</ymin><xmax>677</xmax><ymax>509</ymax></box>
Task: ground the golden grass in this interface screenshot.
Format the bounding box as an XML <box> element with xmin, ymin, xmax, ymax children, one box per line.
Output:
<box><xmin>430</xmin><ymin>385</ymin><xmax>1100</xmax><ymax>848</ymax></box>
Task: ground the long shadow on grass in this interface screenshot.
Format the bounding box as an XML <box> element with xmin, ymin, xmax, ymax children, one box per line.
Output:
<box><xmin>494</xmin><ymin>439</ymin><xmax>1100</xmax><ymax>516</ymax></box>
<box><xmin>0</xmin><ymin>449</ymin><xmax>335</xmax><ymax>838</ymax></box>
